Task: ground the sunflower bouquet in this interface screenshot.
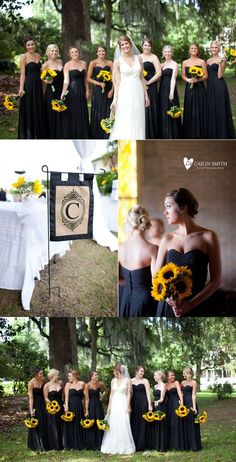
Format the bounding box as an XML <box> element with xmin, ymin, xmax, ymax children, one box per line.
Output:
<box><xmin>224</xmin><ymin>47</ymin><xmax>236</xmax><ymax>67</ymax></box>
<box><xmin>96</xmin><ymin>70</ymin><xmax>112</xmax><ymax>93</ymax></box>
<box><xmin>142</xmin><ymin>411</ymin><xmax>156</xmax><ymax>422</ymax></box>
<box><xmin>24</xmin><ymin>417</ymin><xmax>39</xmax><ymax>428</ymax></box>
<box><xmin>80</xmin><ymin>418</ymin><xmax>95</xmax><ymax>428</ymax></box>
<box><xmin>96</xmin><ymin>419</ymin><xmax>110</xmax><ymax>430</ymax></box>
<box><xmin>153</xmin><ymin>410</ymin><xmax>166</xmax><ymax>421</ymax></box>
<box><xmin>41</xmin><ymin>69</ymin><xmax>57</xmax><ymax>91</ymax></box>
<box><xmin>51</xmin><ymin>99</ymin><xmax>67</xmax><ymax>112</ymax></box>
<box><xmin>194</xmin><ymin>411</ymin><xmax>208</xmax><ymax>424</ymax></box>
<box><xmin>100</xmin><ymin>117</ymin><xmax>115</xmax><ymax>134</ymax></box>
<box><xmin>175</xmin><ymin>405</ymin><xmax>190</xmax><ymax>417</ymax></box>
<box><xmin>61</xmin><ymin>411</ymin><xmax>75</xmax><ymax>422</ymax></box>
<box><xmin>151</xmin><ymin>262</ymin><xmax>192</xmax><ymax>303</ymax></box>
<box><xmin>167</xmin><ymin>105</ymin><xmax>183</xmax><ymax>118</ymax></box>
<box><xmin>46</xmin><ymin>400</ymin><xmax>61</xmax><ymax>415</ymax></box>
<box><xmin>4</xmin><ymin>94</ymin><xmax>19</xmax><ymax>111</ymax></box>
<box><xmin>188</xmin><ymin>66</ymin><xmax>204</xmax><ymax>88</ymax></box>
<box><xmin>11</xmin><ymin>176</ymin><xmax>43</xmax><ymax>198</ymax></box>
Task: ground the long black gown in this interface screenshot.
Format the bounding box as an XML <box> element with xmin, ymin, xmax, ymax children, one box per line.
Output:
<box><xmin>166</xmin><ymin>387</ymin><xmax>187</xmax><ymax>450</ymax></box>
<box><xmin>28</xmin><ymin>386</ymin><xmax>49</xmax><ymax>451</ymax></box>
<box><xmin>18</xmin><ymin>62</ymin><xmax>45</xmax><ymax>139</ymax></box>
<box><xmin>156</xmin><ymin>249</ymin><xmax>209</xmax><ymax>317</ymax></box>
<box><xmin>143</xmin><ymin>61</ymin><xmax>160</xmax><ymax>138</ymax></box>
<box><xmin>182</xmin><ymin>66</ymin><xmax>207</xmax><ymax>138</ymax></box>
<box><xmin>119</xmin><ymin>265</ymin><xmax>157</xmax><ymax>317</ymax></box>
<box><xmin>130</xmin><ymin>384</ymin><xmax>148</xmax><ymax>451</ymax></box>
<box><xmin>44</xmin><ymin>69</ymin><xmax>64</xmax><ymax>139</ymax></box>
<box><xmin>206</xmin><ymin>63</ymin><xmax>235</xmax><ymax>139</ymax></box>
<box><xmin>85</xmin><ymin>388</ymin><xmax>105</xmax><ymax>450</ymax></box>
<box><xmin>149</xmin><ymin>388</ymin><xmax>168</xmax><ymax>451</ymax></box>
<box><xmin>47</xmin><ymin>389</ymin><xmax>64</xmax><ymax>450</ymax></box>
<box><xmin>63</xmin><ymin>388</ymin><xmax>85</xmax><ymax>450</ymax></box>
<box><xmin>90</xmin><ymin>65</ymin><xmax>112</xmax><ymax>139</ymax></box>
<box><xmin>159</xmin><ymin>68</ymin><xmax>181</xmax><ymax>138</ymax></box>
<box><xmin>63</xmin><ymin>69</ymin><xmax>90</xmax><ymax>138</ymax></box>
<box><xmin>182</xmin><ymin>385</ymin><xmax>201</xmax><ymax>451</ymax></box>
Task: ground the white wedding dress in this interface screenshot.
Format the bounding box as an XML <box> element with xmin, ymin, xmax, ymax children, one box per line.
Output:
<box><xmin>101</xmin><ymin>378</ymin><xmax>136</xmax><ymax>454</ymax></box>
<box><xmin>110</xmin><ymin>55</ymin><xmax>145</xmax><ymax>140</ymax></box>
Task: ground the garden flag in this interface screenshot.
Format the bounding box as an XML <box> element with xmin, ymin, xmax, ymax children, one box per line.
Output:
<box><xmin>50</xmin><ymin>172</ymin><xmax>94</xmax><ymax>241</ymax></box>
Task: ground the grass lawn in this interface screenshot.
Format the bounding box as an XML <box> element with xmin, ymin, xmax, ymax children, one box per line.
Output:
<box><xmin>0</xmin><ymin>394</ymin><xmax>235</xmax><ymax>462</ymax></box>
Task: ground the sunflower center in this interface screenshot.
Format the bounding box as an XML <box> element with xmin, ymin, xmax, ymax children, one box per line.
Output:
<box><xmin>163</xmin><ymin>271</ymin><xmax>174</xmax><ymax>279</ymax></box>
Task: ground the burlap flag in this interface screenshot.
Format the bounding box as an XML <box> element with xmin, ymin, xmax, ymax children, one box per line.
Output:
<box><xmin>50</xmin><ymin>172</ymin><xmax>94</xmax><ymax>241</ymax></box>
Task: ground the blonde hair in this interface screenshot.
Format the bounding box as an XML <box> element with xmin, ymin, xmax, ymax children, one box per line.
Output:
<box><xmin>162</xmin><ymin>45</ymin><xmax>173</xmax><ymax>57</ymax></box>
<box><xmin>183</xmin><ymin>366</ymin><xmax>193</xmax><ymax>378</ymax></box>
<box><xmin>118</xmin><ymin>35</ymin><xmax>132</xmax><ymax>49</ymax></box>
<box><xmin>48</xmin><ymin>368</ymin><xmax>59</xmax><ymax>380</ymax></box>
<box><xmin>126</xmin><ymin>205</ymin><xmax>151</xmax><ymax>232</ymax></box>
<box><xmin>154</xmin><ymin>370</ymin><xmax>165</xmax><ymax>380</ymax></box>
<box><xmin>46</xmin><ymin>44</ymin><xmax>59</xmax><ymax>58</ymax></box>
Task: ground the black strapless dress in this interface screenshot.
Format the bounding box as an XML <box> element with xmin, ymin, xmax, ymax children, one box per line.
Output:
<box><xmin>63</xmin><ymin>388</ymin><xmax>85</xmax><ymax>450</ymax></box>
<box><xmin>206</xmin><ymin>63</ymin><xmax>235</xmax><ymax>139</ymax></box>
<box><xmin>47</xmin><ymin>390</ymin><xmax>64</xmax><ymax>450</ymax></box>
<box><xmin>130</xmin><ymin>383</ymin><xmax>148</xmax><ymax>451</ymax></box>
<box><xmin>28</xmin><ymin>386</ymin><xmax>49</xmax><ymax>451</ymax></box>
<box><xmin>156</xmin><ymin>249</ymin><xmax>209</xmax><ymax>317</ymax></box>
<box><xmin>182</xmin><ymin>66</ymin><xmax>207</xmax><ymax>138</ymax></box>
<box><xmin>85</xmin><ymin>388</ymin><xmax>105</xmax><ymax>450</ymax></box>
<box><xmin>159</xmin><ymin>67</ymin><xmax>181</xmax><ymax>138</ymax></box>
<box><xmin>63</xmin><ymin>69</ymin><xmax>90</xmax><ymax>138</ymax></box>
<box><xmin>44</xmin><ymin>69</ymin><xmax>64</xmax><ymax>139</ymax></box>
<box><xmin>149</xmin><ymin>388</ymin><xmax>168</xmax><ymax>451</ymax></box>
<box><xmin>143</xmin><ymin>61</ymin><xmax>160</xmax><ymax>138</ymax></box>
<box><xmin>90</xmin><ymin>65</ymin><xmax>112</xmax><ymax>139</ymax></box>
<box><xmin>166</xmin><ymin>387</ymin><xmax>187</xmax><ymax>450</ymax></box>
<box><xmin>182</xmin><ymin>385</ymin><xmax>201</xmax><ymax>450</ymax></box>
<box><xmin>119</xmin><ymin>265</ymin><xmax>157</xmax><ymax>317</ymax></box>
<box><xmin>18</xmin><ymin>62</ymin><xmax>45</xmax><ymax>139</ymax></box>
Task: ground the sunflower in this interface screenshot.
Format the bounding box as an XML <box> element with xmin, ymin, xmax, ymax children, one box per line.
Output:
<box><xmin>97</xmin><ymin>419</ymin><xmax>110</xmax><ymax>430</ymax></box>
<box><xmin>173</xmin><ymin>277</ymin><xmax>192</xmax><ymax>300</ymax></box>
<box><xmin>151</xmin><ymin>279</ymin><xmax>167</xmax><ymax>301</ymax></box>
<box><xmin>157</xmin><ymin>262</ymin><xmax>180</xmax><ymax>282</ymax></box>
<box><xmin>100</xmin><ymin>118</ymin><xmax>114</xmax><ymax>133</ymax></box>
<box><xmin>176</xmin><ymin>266</ymin><xmax>192</xmax><ymax>277</ymax></box>
<box><xmin>189</xmin><ymin>65</ymin><xmax>199</xmax><ymax>75</ymax></box>
<box><xmin>80</xmin><ymin>418</ymin><xmax>95</xmax><ymax>428</ymax></box>
<box><xmin>230</xmin><ymin>48</ymin><xmax>236</xmax><ymax>57</ymax></box>
<box><xmin>33</xmin><ymin>180</ymin><xmax>43</xmax><ymax>195</ymax></box>
<box><xmin>41</xmin><ymin>69</ymin><xmax>57</xmax><ymax>80</ymax></box>
<box><xmin>61</xmin><ymin>411</ymin><xmax>75</xmax><ymax>422</ymax></box>
<box><xmin>142</xmin><ymin>411</ymin><xmax>155</xmax><ymax>422</ymax></box>
<box><xmin>153</xmin><ymin>411</ymin><xmax>166</xmax><ymax>421</ymax></box>
<box><xmin>175</xmin><ymin>405</ymin><xmax>190</xmax><ymax>417</ymax></box>
<box><xmin>24</xmin><ymin>417</ymin><xmax>39</xmax><ymax>428</ymax></box>
<box><xmin>196</xmin><ymin>68</ymin><xmax>203</xmax><ymax>77</ymax></box>
<box><xmin>143</xmin><ymin>70</ymin><xmax>148</xmax><ymax>77</ymax></box>
<box><xmin>46</xmin><ymin>400</ymin><xmax>61</xmax><ymax>414</ymax></box>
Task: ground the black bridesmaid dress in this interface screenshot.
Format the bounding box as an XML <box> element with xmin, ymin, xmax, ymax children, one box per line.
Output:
<box><xmin>143</xmin><ymin>61</ymin><xmax>160</xmax><ymax>138</ymax></box>
<box><xmin>182</xmin><ymin>66</ymin><xmax>207</xmax><ymax>138</ymax></box>
<box><xmin>90</xmin><ymin>65</ymin><xmax>112</xmax><ymax>139</ymax></box>
<box><xmin>182</xmin><ymin>385</ymin><xmax>201</xmax><ymax>451</ymax></box>
<box><xmin>63</xmin><ymin>388</ymin><xmax>85</xmax><ymax>449</ymax></box>
<box><xmin>166</xmin><ymin>387</ymin><xmax>187</xmax><ymax>450</ymax></box>
<box><xmin>206</xmin><ymin>63</ymin><xmax>235</xmax><ymax>139</ymax></box>
<box><xmin>44</xmin><ymin>69</ymin><xmax>64</xmax><ymax>139</ymax></box>
<box><xmin>149</xmin><ymin>387</ymin><xmax>168</xmax><ymax>451</ymax></box>
<box><xmin>28</xmin><ymin>386</ymin><xmax>48</xmax><ymax>451</ymax></box>
<box><xmin>85</xmin><ymin>388</ymin><xmax>105</xmax><ymax>450</ymax></box>
<box><xmin>156</xmin><ymin>249</ymin><xmax>209</xmax><ymax>317</ymax></box>
<box><xmin>63</xmin><ymin>69</ymin><xmax>90</xmax><ymax>138</ymax></box>
<box><xmin>18</xmin><ymin>62</ymin><xmax>45</xmax><ymax>139</ymax></box>
<box><xmin>47</xmin><ymin>389</ymin><xmax>64</xmax><ymax>450</ymax></box>
<box><xmin>159</xmin><ymin>68</ymin><xmax>181</xmax><ymax>138</ymax></box>
<box><xmin>130</xmin><ymin>383</ymin><xmax>148</xmax><ymax>451</ymax></box>
<box><xmin>119</xmin><ymin>266</ymin><xmax>157</xmax><ymax>317</ymax></box>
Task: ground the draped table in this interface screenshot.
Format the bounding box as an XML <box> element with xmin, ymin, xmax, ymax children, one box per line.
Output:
<box><xmin>0</xmin><ymin>200</ymin><xmax>70</xmax><ymax>310</ymax></box>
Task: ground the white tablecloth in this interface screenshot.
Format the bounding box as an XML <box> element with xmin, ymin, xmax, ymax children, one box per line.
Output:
<box><xmin>0</xmin><ymin>200</ymin><xmax>70</xmax><ymax>310</ymax></box>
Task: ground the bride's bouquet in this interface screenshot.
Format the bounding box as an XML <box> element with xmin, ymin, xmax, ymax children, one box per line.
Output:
<box><xmin>100</xmin><ymin>117</ymin><xmax>115</xmax><ymax>134</ymax></box>
<box><xmin>151</xmin><ymin>262</ymin><xmax>192</xmax><ymax>302</ymax></box>
<box><xmin>97</xmin><ymin>419</ymin><xmax>110</xmax><ymax>430</ymax></box>
<box><xmin>188</xmin><ymin>66</ymin><xmax>204</xmax><ymax>88</ymax></box>
<box><xmin>167</xmin><ymin>105</ymin><xmax>183</xmax><ymax>118</ymax></box>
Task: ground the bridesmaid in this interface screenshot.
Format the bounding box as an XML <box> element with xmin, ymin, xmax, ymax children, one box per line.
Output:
<box><xmin>63</xmin><ymin>370</ymin><xmax>86</xmax><ymax>450</ymax></box>
<box><xmin>206</xmin><ymin>40</ymin><xmax>235</xmax><ymax>138</ymax></box>
<box><xmin>87</xmin><ymin>45</ymin><xmax>113</xmax><ymax>139</ymax></box>
<box><xmin>181</xmin><ymin>366</ymin><xmax>201</xmax><ymax>451</ymax></box>
<box><xmin>18</xmin><ymin>37</ymin><xmax>45</xmax><ymax>139</ymax></box>
<box><xmin>150</xmin><ymin>370</ymin><xmax>167</xmax><ymax>452</ymax></box>
<box><xmin>166</xmin><ymin>370</ymin><xmax>187</xmax><ymax>450</ymax></box>
<box><xmin>42</xmin><ymin>44</ymin><xmax>64</xmax><ymax>139</ymax></box>
<box><xmin>141</xmin><ymin>38</ymin><xmax>161</xmax><ymax>138</ymax></box>
<box><xmin>27</xmin><ymin>366</ymin><xmax>48</xmax><ymax>451</ymax></box>
<box><xmin>182</xmin><ymin>43</ymin><xmax>208</xmax><ymax>138</ymax></box>
<box><xmin>84</xmin><ymin>370</ymin><xmax>107</xmax><ymax>450</ymax></box>
<box><xmin>61</xmin><ymin>46</ymin><xmax>90</xmax><ymax>138</ymax></box>
<box><xmin>43</xmin><ymin>369</ymin><xmax>64</xmax><ymax>450</ymax></box>
<box><xmin>159</xmin><ymin>45</ymin><xmax>181</xmax><ymax>138</ymax></box>
<box><xmin>130</xmin><ymin>366</ymin><xmax>152</xmax><ymax>451</ymax></box>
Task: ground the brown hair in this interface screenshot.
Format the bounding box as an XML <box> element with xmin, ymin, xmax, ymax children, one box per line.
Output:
<box><xmin>24</xmin><ymin>37</ymin><xmax>35</xmax><ymax>47</ymax></box>
<box><xmin>189</xmin><ymin>43</ymin><xmax>200</xmax><ymax>57</ymax></box>
<box><xmin>142</xmin><ymin>37</ymin><xmax>153</xmax><ymax>48</ymax></box>
<box><xmin>69</xmin><ymin>370</ymin><xmax>80</xmax><ymax>379</ymax></box>
<box><xmin>96</xmin><ymin>44</ymin><xmax>107</xmax><ymax>53</ymax></box>
<box><xmin>135</xmin><ymin>365</ymin><xmax>144</xmax><ymax>372</ymax></box>
<box><xmin>89</xmin><ymin>370</ymin><xmax>98</xmax><ymax>379</ymax></box>
<box><xmin>166</xmin><ymin>188</ymin><xmax>199</xmax><ymax>217</ymax></box>
<box><xmin>68</xmin><ymin>46</ymin><xmax>80</xmax><ymax>57</ymax></box>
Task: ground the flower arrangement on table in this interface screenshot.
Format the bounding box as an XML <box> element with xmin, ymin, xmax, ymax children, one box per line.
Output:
<box><xmin>96</xmin><ymin>70</ymin><xmax>112</xmax><ymax>93</ymax></box>
<box><xmin>224</xmin><ymin>47</ymin><xmax>236</xmax><ymax>67</ymax></box>
<box><xmin>96</xmin><ymin>419</ymin><xmax>110</xmax><ymax>430</ymax></box>
<box><xmin>46</xmin><ymin>400</ymin><xmax>61</xmax><ymax>415</ymax></box>
<box><xmin>188</xmin><ymin>66</ymin><xmax>204</xmax><ymax>88</ymax></box>
<box><xmin>4</xmin><ymin>94</ymin><xmax>19</xmax><ymax>111</ymax></box>
<box><xmin>80</xmin><ymin>418</ymin><xmax>95</xmax><ymax>428</ymax></box>
<box><xmin>167</xmin><ymin>105</ymin><xmax>183</xmax><ymax>118</ymax></box>
<box><xmin>194</xmin><ymin>411</ymin><xmax>208</xmax><ymax>424</ymax></box>
<box><xmin>61</xmin><ymin>411</ymin><xmax>75</xmax><ymax>422</ymax></box>
<box><xmin>51</xmin><ymin>99</ymin><xmax>67</xmax><ymax>112</ymax></box>
<box><xmin>96</xmin><ymin>168</ymin><xmax>118</xmax><ymax>196</ymax></box>
<box><xmin>10</xmin><ymin>176</ymin><xmax>43</xmax><ymax>200</ymax></box>
<box><xmin>175</xmin><ymin>405</ymin><xmax>190</xmax><ymax>417</ymax></box>
<box><xmin>151</xmin><ymin>262</ymin><xmax>192</xmax><ymax>302</ymax></box>
<box><xmin>41</xmin><ymin>69</ymin><xmax>57</xmax><ymax>91</ymax></box>
<box><xmin>24</xmin><ymin>417</ymin><xmax>39</xmax><ymax>428</ymax></box>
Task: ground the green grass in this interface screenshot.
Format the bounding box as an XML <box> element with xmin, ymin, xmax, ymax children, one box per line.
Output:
<box><xmin>0</xmin><ymin>395</ymin><xmax>235</xmax><ymax>462</ymax></box>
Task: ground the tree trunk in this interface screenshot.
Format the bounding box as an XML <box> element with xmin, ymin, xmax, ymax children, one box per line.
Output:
<box><xmin>49</xmin><ymin>318</ymin><xmax>78</xmax><ymax>377</ymax></box>
<box><xmin>90</xmin><ymin>318</ymin><xmax>98</xmax><ymax>370</ymax></box>
<box><xmin>61</xmin><ymin>0</ymin><xmax>91</xmax><ymax>59</ymax></box>
<box><xmin>195</xmin><ymin>359</ymin><xmax>202</xmax><ymax>391</ymax></box>
<box><xmin>104</xmin><ymin>0</ymin><xmax>113</xmax><ymax>48</ymax></box>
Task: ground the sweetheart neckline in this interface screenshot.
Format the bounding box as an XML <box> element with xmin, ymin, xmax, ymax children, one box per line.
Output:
<box><xmin>121</xmin><ymin>264</ymin><xmax>151</xmax><ymax>272</ymax></box>
<box><xmin>168</xmin><ymin>248</ymin><xmax>208</xmax><ymax>257</ymax></box>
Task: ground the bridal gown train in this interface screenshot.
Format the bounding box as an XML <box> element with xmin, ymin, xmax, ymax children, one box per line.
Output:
<box><xmin>101</xmin><ymin>378</ymin><xmax>135</xmax><ymax>454</ymax></box>
<box><xmin>110</xmin><ymin>55</ymin><xmax>145</xmax><ymax>140</ymax></box>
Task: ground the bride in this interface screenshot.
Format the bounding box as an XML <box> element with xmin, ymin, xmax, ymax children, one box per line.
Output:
<box><xmin>101</xmin><ymin>364</ymin><xmax>135</xmax><ymax>455</ymax></box>
<box><xmin>110</xmin><ymin>35</ymin><xmax>149</xmax><ymax>140</ymax></box>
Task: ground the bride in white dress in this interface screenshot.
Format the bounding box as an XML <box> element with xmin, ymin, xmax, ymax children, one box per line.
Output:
<box><xmin>110</xmin><ymin>35</ymin><xmax>149</xmax><ymax>140</ymax></box>
<box><xmin>101</xmin><ymin>364</ymin><xmax>135</xmax><ymax>455</ymax></box>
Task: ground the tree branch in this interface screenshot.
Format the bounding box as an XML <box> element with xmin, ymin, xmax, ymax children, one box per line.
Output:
<box><xmin>30</xmin><ymin>317</ymin><xmax>49</xmax><ymax>340</ymax></box>
<box><xmin>51</xmin><ymin>0</ymin><xmax>62</xmax><ymax>13</ymax></box>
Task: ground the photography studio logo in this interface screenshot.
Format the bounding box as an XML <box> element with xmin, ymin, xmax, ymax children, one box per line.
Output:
<box><xmin>183</xmin><ymin>156</ymin><xmax>227</xmax><ymax>171</ymax></box>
